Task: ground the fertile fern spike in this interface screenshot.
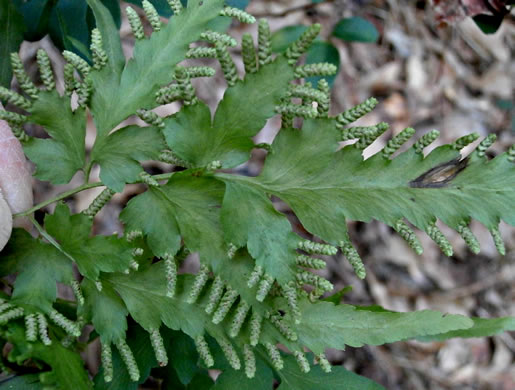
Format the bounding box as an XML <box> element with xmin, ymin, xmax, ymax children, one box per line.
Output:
<box><xmin>228</xmin><ymin>300</ymin><xmax>250</xmax><ymax>337</ymax></box>
<box><xmin>174</xmin><ymin>66</ymin><xmax>198</xmax><ymax>105</ymax></box>
<box><xmin>294</xmin><ymin>351</ymin><xmax>311</xmax><ymax>373</ymax></box>
<box><xmin>184</xmin><ymin>66</ymin><xmax>216</xmax><ymax>78</ymax></box>
<box><xmin>159</xmin><ymin>150</ymin><xmax>191</xmax><ymax>168</ymax></box>
<box><xmin>220</xmin><ymin>6</ymin><xmax>256</xmax><ymax>24</ymax></box>
<box><xmin>0</xmin><ymin>307</ymin><xmax>24</xmax><ymax>324</ymax></box>
<box><xmin>507</xmin><ymin>144</ymin><xmax>515</xmax><ymax>163</ymax></box>
<box><xmin>136</xmin><ymin>109</ymin><xmax>165</xmax><ymax>129</ymax></box>
<box><xmin>453</xmin><ymin>133</ymin><xmax>480</xmax><ymax>150</ymax></box>
<box><xmin>195</xmin><ymin>335</ymin><xmax>214</xmax><ymax>367</ymax></box>
<box><xmin>489</xmin><ymin>227</ymin><xmax>506</xmax><ymax>256</ymax></box>
<box><xmin>355</xmin><ymin>122</ymin><xmax>389</xmax><ymax>149</ymax></box>
<box><xmin>282</xmin><ymin>282</ymin><xmax>301</xmax><ymax>324</ymax></box>
<box><xmin>475</xmin><ymin>134</ymin><xmax>496</xmax><ymax>158</ymax></box>
<box><xmin>101</xmin><ymin>343</ymin><xmax>114</xmax><ymax>383</ymax></box>
<box><xmin>95</xmin><ymin>280</ymin><xmax>103</xmax><ymax>292</ymax></box>
<box><xmin>25</xmin><ymin>314</ymin><xmax>37</xmax><ymax>342</ymax></box>
<box><xmin>289</xmin><ymin>84</ymin><xmax>328</xmax><ymax>105</ymax></box>
<box><xmin>83</xmin><ymin>188</ymin><xmax>115</xmax><ymax>218</ymax></box>
<box><xmin>294</xmin><ymin>63</ymin><xmax>338</xmax><ymax>79</ymax></box>
<box><xmin>426</xmin><ymin>223</ymin><xmax>453</xmax><ymax>256</ymax></box>
<box><xmin>167</xmin><ymin>0</ymin><xmax>183</xmax><ymax>15</ymax></box>
<box><xmin>200</xmin><ymin>30</ymin><xmax>237</xmax><ymax>47</ymax></box>
<box><xmin>187</xmin><ymin>265</ymin><xmax>210</xmax><ymax>304</ymax></box>
<box><xmin>413</xmin><ymin>130</ymin><xmax>440</xmax><ymax>154</ymax></box>
<box><xmin>139</xmin><ymin>171</ymin><xmax>159</xmax><ymax>187</ymax></box>
<box><xmin>36</xmin><ymin>313</ymin><xmax>51</xmax><ymax>345</ymax></box>
<box><xmin>155</xmin><ymin>85</ymin><xmax>182</xmax><ymax>105</ymax></box>
<box><xmin>10</xmin><ymin>53</ymin><xmax>39</xmax><ymax>99</ymax></box>
<box><xmin>132</xmin><ymin>248</ymin><xmax>144</xmax><ymax>257</ymax></box>
<box><xmin>256</xmin><ymin>274</ymin><xmax>274</xmax><ymax>302</ymax></box>
<box><xmin>317</xmin><ymin>79</ymin><xmax>331</xmax><ymax>117</ymax></box>
<box><xmin>243</xmin><ymin>344</ymin><xmax>256</xmax><ymax>378</ymax></box>
<box><xmin>456</xmin><ymin>221</ymin><xmax>480</xmax><ymax>254</ymax></box>
<box><xmin>0</xmin><ymin>87</ymin><xmax>31</xmax><ymax>110</ymax></box>
<box><xmin>186</xmin><ymin>47</ymin><xmax>217</xmax><ymax>59</ymax></box>
<box><xmin>394</xmin><ymin>219</ymin><xmax>423</xmax><ymax>255</ymax></box>
<box><xmin>298</xmin><ymin>239</ymin><xmax>338</xmax><ymax>256</ymax></box>
<box><xmin>340</xmin><ymin>235</ymin><xmax>366</xmax><ymax>279</ymax></box>
<box><xmin>258</xmin><ymin>19</ymin><xmax>272</xmax><ymax>66</ymax></box>
<box><xmin>0</xmin><ymin>110</ymin><xmax>27</xmax><ymax>126</ymax></box>
<box><xmin>116</xmin><ymin>339</ymin><xmax>140</xmax><ymax>382</ymax></box>
<box><xmin>249</xmin><ymin>311</ymin><xmax>263</xmax><ymax>346</ymax></box>
<box><xmin>76</xmin><ymin>77</ymin><xmax>93</xmax><ymax>108</ymax></box>
<box><xmin>129</xmin><ymin>259</ymin><xmax>140</xmax><ymax>271</ymax></box>
<box><xmin>336</xmin><ymin>97</ymin><xmax>378</xmax><ymax>127</ymax></box>
<box><xmin>275</xmin><ymin>104</ymin><xmax>318</xmax><ymax>119</ymax></box>
<box><xmin>48</xmin><ymin>309</ymin><xmax>81</xmax><ymax>337</ymax></box>
<box><xmin>205</xmin><ymin>276</ymin><xmax>225</xmax><ymax>314</ymax></box>
<box><xmin>296</xmin><ymin>254</ymin><xmax>327</xmax><ymax>270</ymax></box>
<box><xmin>227</xmin><ymin>243</ymin><xmax>237</xmax><ymax>259</ymax></box>
<box><xmin>215</xmin><ymin>42</ymin><xmax>238</xmax><ymax>87</ymax></box>
<box><xmin>36</xmin><ymin>49</ymin><xmax>55</xmax><ymax>90</ymax></box>
<box><xmin>247</xmin><ymin>265</ymin><xmax>264</xmax><ymax>288</ymax></box>
<box><xmin>150</xmin><ymin>328</ymin><xmax>168</xmax><ymax>366</ymax></box>
<box><xmin>63</xmin><ymin>64</ymin><xmax>76</xmax><ymax>96</ymax></box>
<box><xmin>62</xmin><ymin>51</ymin><xmax>90</xmax><ymax>78</ymax></box>
<box><xmin>90</xmin><ymin>29</ymin><xmax>107</xmax><ymax>70</ymax></box>
<box><xmin>71</xmin><ymin>280</ymin><xmax>85</xmax><ymax>306</ymax></box>
<box><xmin>212</xmin><ymin>286</ymin><xmax>239</xmax><ymax>324</ymax></box>
<box><xmin>0</xmin><ymin>302</ymin><xmax>13</xmax><ymax>313</ymax></box>
<box><xmin>10</xmin><ymin>125</ymin><xmax>29</xmax><ymax>142</ymax></box>
<box><xmin>126</xmin><ymin>7</ymin><xmax>144</xmax><ymax>40</ymax></box>
<box><xmin>163</xmin><ymin>253</ymin><xmax>177</xmax><ymax>298</ymax></box>
<box><xmin>206</xmin><ymin>160</ymin><xmax>222</xmax><ymax>171</ymax></box>
<box><xmin>218</xmin><ymin>336</ymin><xmax>241</xmax><ymax>370</ymax></box>
<box><xmin>265</xmin><ymin>342</ymin><xmax>284</xmax><ymax>371</ymax></box>
<box><xmin>142</xmin><ymin>0</ymin><xmax>161</xmax><ymax>32</ymax></box>
<box><xmin>317</xmin><ymin>353</ymin><xmax>332</xmax><ymax>373</ymax></box>
<box><xmin>382</xmin><ymin>127</ymin><xmax>416</xmax><ymax>159</ymax></box>
<box><xmin>285</xmin><ymin>24</ymin><xmax>321</xmax><ymax>65</ymax></box>
<box><xmin>296</xmin><ymin>271</ymin><xmax>334</xmax><ymax>292</ymax></box>
<box><xmin>242</xmin><ymin>33</ymin><xmax>258</xmax><ymax>74</ymax></box>
<box><xmin>126</xmin><ymin>230</ymin><xmax>143</xmax><ymax>242</ymax></box>
<box><xmin>267</xmin><ymin>312</ymin><xmax>298</xmax><ymax>341</ymax></box>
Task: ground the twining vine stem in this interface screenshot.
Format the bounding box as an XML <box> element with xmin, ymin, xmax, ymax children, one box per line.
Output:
<box><xmin>14</xmin><ymin>172</ymin><xmax>176</xmax><ymax>217</ymax></box>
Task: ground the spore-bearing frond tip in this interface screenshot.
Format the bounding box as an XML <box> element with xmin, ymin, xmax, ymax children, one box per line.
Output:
<box><xmin>142</xmin><ymin>0</ymin><xmax>161</xmax><ymax>32</ymax></box>
<box><xmin>286</xmin><ymin>24</ymin><xmax>321</xmax><ymax>65</ymax></box>
<box><xmin>295</xmin><ymin>63</ymin><xmax>337</xmax><ymax>79</ymax></box>
<box><xmin>220</xmin><ymin>6</ymin><xmax>256</xmax><ymax>24</ymax></box>
<box><xmin>336</xmin><ymin>97</ymin><xmax>378</xmax><ymax>128</ymax></box>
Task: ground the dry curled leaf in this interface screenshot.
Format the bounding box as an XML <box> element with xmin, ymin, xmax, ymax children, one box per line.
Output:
<box><xmin>431</xmin><ymin>0</ymin><xmax>509</xmax><ymax>25</ymax></box>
